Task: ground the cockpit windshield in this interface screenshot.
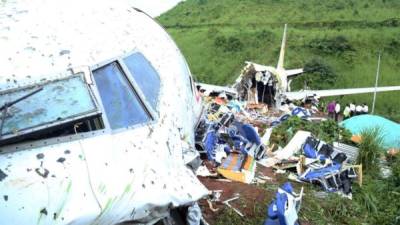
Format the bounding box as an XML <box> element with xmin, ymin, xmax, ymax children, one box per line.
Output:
<box><xmin>123</xmin><ymin>52</ymin><xmax>161</xmax><ymax>110</ymax></box>
<box><xmin>92</xmin><ymin>61</ymin><xmax>151</xmax><ymax>129</ymax></box>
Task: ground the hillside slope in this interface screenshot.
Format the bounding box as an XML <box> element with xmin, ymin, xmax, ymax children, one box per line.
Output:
<box><xmin>158</xmin><ymin>0</ymin><xmax>400</xmax><ymax>121</ymax></box>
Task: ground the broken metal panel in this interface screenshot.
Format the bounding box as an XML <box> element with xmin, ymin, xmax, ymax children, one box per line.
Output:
<box><xmin>0</xmin><ymin>75</ymin><xmax>98</xmax><ymax>139</ymax></box>
<box><xmin>196</xmin><ymin>83</ymin><xmax>237</xmax><ymax>98</ymax></box>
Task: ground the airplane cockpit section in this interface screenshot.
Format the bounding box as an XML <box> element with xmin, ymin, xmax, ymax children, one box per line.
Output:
<box><xmin>0</xmin><ymin>49</ymin><xmax>165</xmax><ymax>150</ymax></box>
<box><xmin>0</xmin><ymin>0</ymin><xmax>208</xmax><ymax>224</ymax></box>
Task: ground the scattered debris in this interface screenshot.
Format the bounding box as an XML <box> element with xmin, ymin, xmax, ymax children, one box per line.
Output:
<box><xmin>223</xmin><ymin>196</ymin><xmax>244</xmax><ymax>217</ymax></box>
<box><xmin>192</xmin><ymin>84</ymin><xmax>365</xmax><ymax>224</ymax></box>
<box><xmin>264</xmin><ymin>182</ymin><xmax>303</xmax><ymax>225</ymax></box>
<box><xmin>206</xmin><ymin>199</ymin><xmax>219</xmax><ymax>212</ymax></box>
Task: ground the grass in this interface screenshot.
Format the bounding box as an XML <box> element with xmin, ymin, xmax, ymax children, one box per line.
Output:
<box><xmin>157</xmin><ymin>0</ymin><xmax>400</xmax><ymax>121</ymax></box>
<box><xmin>214</xmin><ymin>126</ymin><xmax>399</xmax><ymax>225</ymax></box>
<box><xmin>157</xmin><ymin>1</ymin><xmax>400</xmax><ymax>224</ymax></box>
<box><xmin>357</xmin><ymin>127</ymin><xmax>385</xmax><ymax>175</ymax></box>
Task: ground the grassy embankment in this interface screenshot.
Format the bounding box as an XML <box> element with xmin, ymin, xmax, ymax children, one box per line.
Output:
<box><xmin>158</xmin><ymin>0</ymin><xmax>400</xmax><ymax>121</ymax></box>
<box><xmin>158</xmin><ymin>1</ymin><xmax>400</xmax><ymax>224</ymax></box>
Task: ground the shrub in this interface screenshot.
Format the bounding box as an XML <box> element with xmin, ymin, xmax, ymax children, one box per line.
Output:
<box><xmin>196</xmin><ymin>0</ymin><xmax>207</xmax><ymax>5</ymax></box>
<box><xmin>385</xmin><ymin>38</ymin><xmax>400</xmax><ymax>56</ymax></box>
<box><xmin>307</xmin><ymin>35</ymin><xmax>355</xmax><ymax>56</ymax></box>
<box><xmin>256</xmin><ymin>29</ymin><xmax>274</xmax><ymax>41</ymax></box>
<box><xmin>270</xmin><ymin>117</ymin><xmax>352</xmax><ymax>147</ymax></box>
<box><xmin>214</xmin><ymin>36</ymin><xmax>243</xmax><ymax>52</ymax></box>
<box><xmin>357</xmin><ymin>127</ymin><xmax>384</xmax><ymax>175</ymax></box>
<box><xmin>296</xmin><ymin>58</ymin><xmax>338</xmax><ymax>89</ymax></box>
<box><xmin>388</xmin><ymin>154</ymin><xmax>400</xmax><ymax>186</ymax></box>
<box><xmin>214</xmin><ymin>36</ymin><xmax>226</xmax><ymax>47</ymax></box>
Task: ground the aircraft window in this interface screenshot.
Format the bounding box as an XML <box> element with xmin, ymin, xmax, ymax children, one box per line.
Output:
<box><xmin>0</xmin><ymin>75</ymin><xmax>103</xmax><ymax>146</ymax></box>
<box><xmin>92</xmin><ymin>61</ymin><xmax>151</xmax><ymax>129</ymax></box>
<box><xmin>123</xmin><ymin>52</ymin><xmax>160</xmax><ymax>110</ymax></box>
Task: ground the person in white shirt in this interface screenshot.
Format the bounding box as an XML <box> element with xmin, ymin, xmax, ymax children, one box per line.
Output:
<box><xmin>362</xmin><ymin>103</ymin><xmax>369</xmax><ymax>114</ymax></box>
<box><xmin>349</xmin><ymin>103</ymin><xmax>356</xmax><ymax>117</ymax></box>
<box><xmin>335</xmin><ymin>102</ymin><xmax>341</xmax><ymax>121</ymax></box>
<box><xmin>355</xmin><ymin>104</ymin><xmax>363</xmax><ymax>115</ymax></box>
<box><xmin>343</xmin><ymin>104</ymin><xmax>351</xmax><ymax>119</ymax></box>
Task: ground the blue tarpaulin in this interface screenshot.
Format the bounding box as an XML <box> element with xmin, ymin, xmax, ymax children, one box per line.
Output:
<box><xmin>340</xmin><ymin>115</ymin><xmax>400</xmax><ymax>149</ymax></box>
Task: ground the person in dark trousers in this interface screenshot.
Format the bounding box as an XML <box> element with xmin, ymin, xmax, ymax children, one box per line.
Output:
<box><xmin>335</xmin><ymin>101</ymin><xmax>341</xmax><ymax>122</ymax></box>
<box><xmin>349</xmin><ymin>102</ymin><xmax>355</xmax><ymax>117</ymax></box>
<box><xmin>362</xmin><ymin>103</ymin><xmax>369</xmax><ymax>114</ymax></box>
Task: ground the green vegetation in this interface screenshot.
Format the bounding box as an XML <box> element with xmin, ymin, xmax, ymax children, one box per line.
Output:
<box><xmin>158</xmin><ymin>1</ymin><xmax>400</xmax><ymax>224</ymax></box>
<box><xmin>270</xmin><ymin>117</ymin><xmax>352</xmax><ymax>146</ymax></box>
<box><xmin>357</xmin><ymin>127</ymin><xmax>385</xmax><ymax>175</ymax></box>
<box><xmin>158</xmin><ymin>0</ymin><xmax>400</xmax><ymax>121</ymax></box>
<box><xmin>296</xmin><ymin>58</ymin><xmax>338</xmax><ymax>91</ymax></box>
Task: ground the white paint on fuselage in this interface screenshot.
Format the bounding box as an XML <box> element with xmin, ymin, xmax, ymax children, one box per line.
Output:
<box><xmin>0</xmin><ymin>0</ymin><xmax>206</xmax><ymax>224</ymax></box>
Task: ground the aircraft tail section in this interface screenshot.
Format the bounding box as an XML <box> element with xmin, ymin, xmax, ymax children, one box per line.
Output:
<box><xmin>286</xmin><ymin>68</ymin><xmax>304</xmax><ymax>77</ymax></box>
<box><xmin>277</xmin><ymin>24</ymin><xmax>287</xmax><ymax>70</ymax></box>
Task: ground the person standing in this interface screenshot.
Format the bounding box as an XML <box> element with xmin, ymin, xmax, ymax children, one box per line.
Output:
<box><xmin>362</xmin><ymin>103</ymin><xmax>369</xmax><ymax>114</ymax></box>
<box><xmin>349</xmin><ymin>102</ymin><xmax>355</xmax><ymax>117</ymax></box>
<box><xmin>327</xmin><ymin>101</ymin><xmax>335</xmax><ymax>119</ymax></box>
<box><xmin>335</xmin><ymin>101</ymin><xmax>341</xmax><ymax>122</ymax></box>
<box><xmin>355</xmin><ymin>104</ymin><xmax>363</xmax><ymax>115</ymax></box>
<box><xmin>343</xmin><ymin>104</ymin><xmax>351</xmax><ymax>120</ymax></box>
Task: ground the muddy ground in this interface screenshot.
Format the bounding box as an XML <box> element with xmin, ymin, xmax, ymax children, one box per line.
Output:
<box><xmin>198</xmin><ymin>163</ymin><xmax>311</xmax><ymax>225</ymax></box>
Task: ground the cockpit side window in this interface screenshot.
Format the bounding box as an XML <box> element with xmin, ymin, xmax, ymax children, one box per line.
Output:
<box><xmin>0</xmin><ymin>74</ymin><xmax>104</xmax><ymax>147</ymax></box>
<box><xmin>123</xmin><ymin>52</ymin><xmax>160</xmax><ymax>110</ymax></box>
<box><xmin>92</xmin><ymin>61</ymin><xmax>151</xmax><ymax>129</ymax></box>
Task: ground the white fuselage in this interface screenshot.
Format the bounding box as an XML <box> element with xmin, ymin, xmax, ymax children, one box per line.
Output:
<box><xmin>0</xmin><ymin>0</ymin><xmax>206</xmax><ymax>224</ymax></box>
